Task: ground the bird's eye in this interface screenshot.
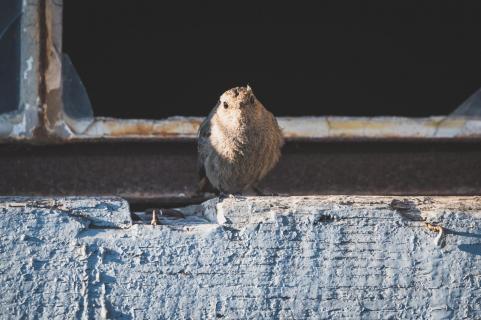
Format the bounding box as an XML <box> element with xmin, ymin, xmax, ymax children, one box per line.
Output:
<box><xmin>223</xmin><ymin>102</ymin><xmax>229</xmax><ymax>109</ymax></box>
<box><xmin>249</xmin><ymin>96</ymin><xmax>255</xmax><ymax>104</ymax></box>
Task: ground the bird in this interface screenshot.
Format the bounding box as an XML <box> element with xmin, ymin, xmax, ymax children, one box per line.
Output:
<box><xmin>197</xmin><ymin>85</ymin><xmax>284</xmax><ymax>196</ymax></box>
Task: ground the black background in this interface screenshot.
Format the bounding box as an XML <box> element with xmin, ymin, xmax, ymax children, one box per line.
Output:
<box><xmin>63</xmin><ymin>1</ymin><xmax>481</xmax><ymax>118</ymax></box>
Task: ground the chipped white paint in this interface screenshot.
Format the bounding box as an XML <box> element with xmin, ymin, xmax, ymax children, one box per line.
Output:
<box><xmin>68</xmin><ymin>116</ymin><xmax>481</xmax><ymax>141</ymax></box>
<box><xmin>8</xmin><ymin>102</ymin><xmax>39</xmax><ymax>137</ymax></box>
<box><xmin>0</xmin><ymin>1</ymin><xmax>40</xmax><ymax>139</ymax></box>
<box><xmin>23</xmin><ymin>56</ymin><xmax>33</xmax><ymax>80</ymax></box>
<box><xmin>277</xmin><ymin>117</ymin><xmax>330</xmax><ymax>137</ymax></box>
<box><xmin>6</xmin><ymin>113</ymin><xmax>481</xmax><ymax>141</ymax></box>
<box><xmin>1</xmin><ymin>196</ymin><xmax>481</xmax><ymax>319</ymax></box>
<box><xmin>0</xmin><ymin>197</ymin><xmax>131</xmax><ymax>228</ymax></box>
<box><xmin>80</xmin><ymin>116</ymin><xmax>201</xmax><ymax>139</ymax></box>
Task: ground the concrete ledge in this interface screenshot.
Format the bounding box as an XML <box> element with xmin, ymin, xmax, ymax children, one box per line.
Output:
<box><xmin>0</xmin><ymin>196</ymin><xmax>131</xmax><ymax>228</ymax></box>
<box><xmin>1</xmin><ymin>196</ymin><xmax>481</xmax><ymax>319</ymax></box>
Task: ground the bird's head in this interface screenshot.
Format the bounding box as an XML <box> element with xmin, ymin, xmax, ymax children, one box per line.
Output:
<box><xmin>218</xmin><ymin>85</ymin><xmax>257</xmax><ymax>115</ymax></box>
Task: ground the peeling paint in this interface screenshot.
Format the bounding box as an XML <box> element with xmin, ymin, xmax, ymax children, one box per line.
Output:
<box><xmin>67</xmin><ymin>116</ymin><xmax>481</xmax><ymax>141</ymax></box>
<box><xmin>7</xmin><ymin>114</ymin><xmax>481</xmax><ymax>142</ymax></box>
<box><xmin>2</xmin><ymin>196</ymin><xmax>481</xmax><ymax>318</ymax></box>
<box><xmin>81</xmin><ymin>117</ymin><xmax>202</xmax><ymax>139</ymax></box>
<box><xmin>23</xmin><ymin>56</ymin><xmax>33</xmax><ymax>80</ymax></box>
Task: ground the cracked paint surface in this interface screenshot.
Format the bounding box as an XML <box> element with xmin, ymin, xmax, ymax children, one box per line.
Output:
<box><xmin>71</xmin><ymin>116</ymin><xmax>481</xmax><ymax>141</ymax></box>
<box><xmin>1</xmin><ymin>196</ymin><xmax>481</xmax><ymax>319</ymax></box>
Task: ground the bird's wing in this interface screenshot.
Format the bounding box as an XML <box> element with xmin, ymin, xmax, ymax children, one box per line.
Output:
<box><xmin>197</xmin><ymin>102</ymin><xmax>218</xmax><ymax>191</ymax></box>
<box><xmin>265</xmin><ymin>109</ymin><xmax>285</xmax><ymax>147</ymax></box>
<box><xmin>197</xmin><ymin>118</ymin><xmax>210</xmax><ymax>178</ymax></box>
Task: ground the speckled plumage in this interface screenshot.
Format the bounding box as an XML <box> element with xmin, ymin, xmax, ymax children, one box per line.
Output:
<box><xmin>197</xmin><ymin>86</ymin><xmax>284</xmax><ymax>194</ymax></box>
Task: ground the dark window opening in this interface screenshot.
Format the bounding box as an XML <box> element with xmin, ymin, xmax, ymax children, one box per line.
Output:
<box><xmin>0</xmin><ymin>0</ymin><xmax>22</xmax><ymax>114</ymax></box>
<box><xmin>63</xmin><ymin>1</ymin><xmax>481</xmax><ymax>119</ymax></box>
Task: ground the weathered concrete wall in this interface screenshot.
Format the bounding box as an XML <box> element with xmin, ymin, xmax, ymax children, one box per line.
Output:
<box><xmin>1</xmin><ymin>196</ymin><xmax>481</xmax><ymax>319</ymax></box>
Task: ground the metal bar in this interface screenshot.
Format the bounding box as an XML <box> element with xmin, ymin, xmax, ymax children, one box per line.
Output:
<box><xmin>79</xmin><ymin>116</ymin><xmax>481</xmax><ymax>140</ymax></box>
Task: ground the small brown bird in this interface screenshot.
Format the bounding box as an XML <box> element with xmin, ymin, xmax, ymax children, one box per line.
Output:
<box><xmin>197</xmin><ymin>86</ymin><xmax>284</xmax><ymax>195</ymax></box>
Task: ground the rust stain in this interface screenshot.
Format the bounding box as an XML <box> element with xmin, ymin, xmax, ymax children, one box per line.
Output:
<box><xmin>94</xmin><ymin>118</ymin><xmax>202</xmax><ymax>137</ymax></box>
<box><xmin>151</xmin><ymin>118</ymin><xmax>201</xmax><ymax>136</ymax></box>
<box><xmin>328</xmin><ymin>119</ymin><xmax>391</xmax><ymax>131</ymax></box>
<box><xmin>103</xmin><ymin>121</ymin><xmax>154</xmax><ymax>136</ymax></box>
<box><xmin>72</xmin><ymin>116</ymin><xmax>481</xmax><ymax>141</ymax></box>
<box><xmin>435</xmin><ymin>119</ymin><xmax>466</xmax><ymax>128</ymax></box>
<box><xmin>32</xmin><ymin>0</ymin><xmax>63</xmax><ymax>143</ymax></box>
<box><xmin>22</xmin><ymin>115</ymin><xmax>480</xmax><ymax>143</ymax></box>
<box><xmin>32</xmin><ymin>0</ymin><xmax>49</xmax><ymax>140</ymax></box>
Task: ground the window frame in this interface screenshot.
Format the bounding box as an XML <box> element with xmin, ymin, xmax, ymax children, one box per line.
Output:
<box><xmin>2</xmin><ymin>0</ymin><xmax>481</xmax><ymax>144</ymax></box>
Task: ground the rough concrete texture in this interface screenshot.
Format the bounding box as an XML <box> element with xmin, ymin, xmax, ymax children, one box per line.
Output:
<box><xmin>1</xmin><ymin>196</ymin><xmax>481</xmax><ymax>319</ymax></box>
